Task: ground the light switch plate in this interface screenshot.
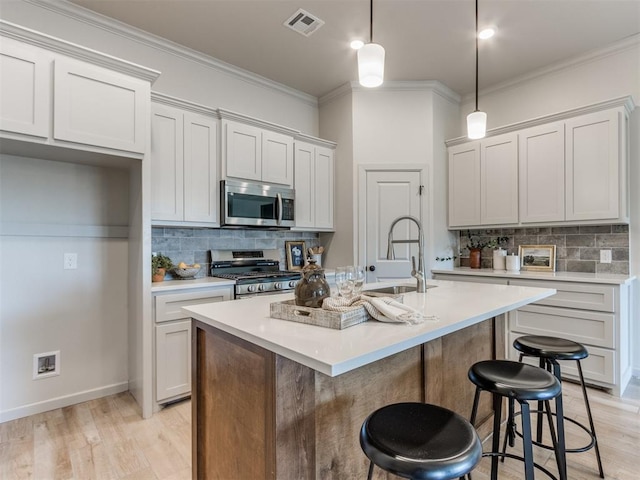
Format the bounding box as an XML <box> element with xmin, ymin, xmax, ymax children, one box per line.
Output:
<box><xmin>64</xmin><ymin>253</ymin><xmax>78</xmax><ymax>269</ymax></box>
<box><xmin>600</xmin><ymin>250</ymin><xmax>612</xmax><ymax>264</ymax></box>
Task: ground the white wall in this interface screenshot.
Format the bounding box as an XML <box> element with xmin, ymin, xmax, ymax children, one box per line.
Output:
<box><xmin>458</xmin><ymin>38</ymin><xmax>640</xmax><ymax>375</ymax></box>
<box><xmin>0</xmin><ymin>156</ymin><xmax>130</xmax><ymax>421</ymax></box>
<box><xmin>0</xmin><ymin>0</ymin><xmax>319</xmax><ymax>135</ymax></box>
<box><xmin>318</xmin><ymin>83</ymin><xmax>460</xmax><ymax>274</ymax></box>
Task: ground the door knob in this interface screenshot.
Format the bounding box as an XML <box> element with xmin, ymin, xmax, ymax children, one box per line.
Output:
<box><xmin>368</xmin><ymin>265</ymin><xmax>376</xmax><ymax>272</ymax></box>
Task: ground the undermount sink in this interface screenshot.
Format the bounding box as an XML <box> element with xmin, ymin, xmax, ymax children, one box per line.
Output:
<box><xmin>365</xmin><ymin>284</ymin><xmax>436</xmax><ymax>295</ymax></box>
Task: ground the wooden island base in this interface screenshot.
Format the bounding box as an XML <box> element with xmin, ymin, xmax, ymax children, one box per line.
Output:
<box><xmin>192</xmin><ymin>316</ymin><xmax>505</xmax><ymax>479</ymax></box>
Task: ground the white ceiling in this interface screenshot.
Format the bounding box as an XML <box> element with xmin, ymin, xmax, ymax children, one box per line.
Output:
<box><xmin>68</xmin><ymin>0</ymin><xmax>640</xmax><ymax>98</ymax></box>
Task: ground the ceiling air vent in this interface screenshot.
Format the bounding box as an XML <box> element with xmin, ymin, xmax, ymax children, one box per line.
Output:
<box><xmin>284</xmin><ymin>8</ymin><xmax>325</xmax><ymax>37</ymax></box>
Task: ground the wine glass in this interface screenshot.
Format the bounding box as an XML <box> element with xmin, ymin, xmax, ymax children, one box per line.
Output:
<box><xmin>353</xmin><ymin>265</ymin><xmax>366</xmax><ymax>295</ymax></box>
<box><xmin>335</xmin><ymin>266</ymin><xmax>355</xmax><ymax>299</ymax></box>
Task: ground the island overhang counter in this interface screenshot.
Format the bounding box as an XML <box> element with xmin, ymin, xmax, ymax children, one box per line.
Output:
<box><xmin>184</xmin><ymin>280</ymin><xmax>555</xmax><ymax>479</ymax></box>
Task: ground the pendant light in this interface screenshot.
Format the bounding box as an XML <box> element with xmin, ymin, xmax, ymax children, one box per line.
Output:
<box><xmin>467</xmin><ymin>0</ymin><xmax>487</xmax><ymax>139</ymax></box>
<box><xmin>358</xmin><ymin>0</ymin><xmax>385</xmax><ymax>87</ymax></box>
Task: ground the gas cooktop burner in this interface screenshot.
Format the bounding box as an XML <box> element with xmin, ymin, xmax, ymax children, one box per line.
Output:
<box><xmin>209</xmin><ymin>250</ymin><xmax>301</xmax><ymax>297</ymax></box>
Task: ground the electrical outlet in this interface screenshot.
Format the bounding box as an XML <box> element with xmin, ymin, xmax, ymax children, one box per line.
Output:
<box><xmin>64</xmin><ymin>253</ymin><xmax>78</xmax><ymax>269</ymax></box>
<box><xmin>600</xmin><ymin>250</ymin><xmax>612</xmax><ymax>264</ymax></box>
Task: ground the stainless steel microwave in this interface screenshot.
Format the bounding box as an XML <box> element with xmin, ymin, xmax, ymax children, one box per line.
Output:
<box><xmin>221</xmin><ymin>179</ymin><xmax>295</xmax><ymax>228</ymax></box>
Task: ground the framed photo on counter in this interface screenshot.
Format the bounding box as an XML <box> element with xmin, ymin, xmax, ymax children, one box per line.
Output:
<box><xmin>518</xmin><ymin>245</ymin><xmax>556</xmax><ymax>272</ymax></box>
<box><xmin>285</xmin><ymin>241</ymin><xmax>306</xmax><ymax>271</ymax></box>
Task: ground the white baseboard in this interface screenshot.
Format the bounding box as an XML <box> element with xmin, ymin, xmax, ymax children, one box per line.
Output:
<box><xmin>0</xmin><ymin>382</ymin><xmax>129</xmax><ymax>423</ymax></box>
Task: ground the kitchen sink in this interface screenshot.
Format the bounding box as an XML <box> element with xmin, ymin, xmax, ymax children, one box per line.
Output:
<box><xmin>365</xmin><ymin>284</ymin><xmax>436</xmax><ymax>295</ymax></box>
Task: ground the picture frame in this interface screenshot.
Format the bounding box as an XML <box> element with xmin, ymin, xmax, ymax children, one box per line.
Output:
<box><xmin>285</xmin><ymin>240</ymin><xmax>307</xmax><ymax>271</ymax></box>
<box><xmin>518</xmin><ymin>245</ymin><xmax>557</xmax><ymax>272</ymax></box>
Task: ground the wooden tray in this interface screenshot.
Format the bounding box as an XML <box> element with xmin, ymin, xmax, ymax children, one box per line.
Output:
<box><xmin>270</xmin><ymin>299</ymin><xmax>369</xmax><ymax>330</ymax></box>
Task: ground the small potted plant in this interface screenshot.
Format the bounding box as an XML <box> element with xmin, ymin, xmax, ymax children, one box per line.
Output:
<box><xmin>152</xmin><ymin>253</ymin><xmax>173</xmax><ymax>282</ymax></box>
<box><xmin>463</xmin><ymin>231</ymin><xmax>508</xmax><ymax>269</ymax></box>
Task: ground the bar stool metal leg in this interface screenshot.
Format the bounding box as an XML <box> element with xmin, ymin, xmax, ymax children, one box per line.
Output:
<box><xmin>577</xmin><ymin>360</ymin><xmax>605</xmax><ymax>478</ymax></box>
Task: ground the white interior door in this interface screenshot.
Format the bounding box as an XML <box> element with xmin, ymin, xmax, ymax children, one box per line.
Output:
<box><xmin>361</xmin><ymin>168</ymin><xmax>424</xmax><ymax>283</ymax></box>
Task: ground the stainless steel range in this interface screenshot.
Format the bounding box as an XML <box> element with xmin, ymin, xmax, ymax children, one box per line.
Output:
<box><xmin>209</xmin><ymin>250</ymin><xmax>301</xmax><ymax>299</ymax></box>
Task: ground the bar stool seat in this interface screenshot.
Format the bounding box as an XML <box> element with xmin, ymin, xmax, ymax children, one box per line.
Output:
<box><xmin>359</xmin><ymin>402</ymin><xmax>482</xmax><ymax>480</ymax></box>
<box><xmin>468</xmin><ymin>360</ymin><xmax>566</xmax><ymax>480</ymax></box>
<box><xmin>514</xmin><ymin>335</ymin><xmax>604</xmax><ymax>478</ymax></box>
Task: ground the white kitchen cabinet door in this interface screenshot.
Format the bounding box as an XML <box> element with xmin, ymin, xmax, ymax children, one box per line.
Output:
<box><xmin>155</xmin><ymin>320</ymin><xmax>191</xmax><ymax>402</ymax></box>
<box><xmin>183</xmin><ymin>112</ymin><xmax>218</xmax><ymax>223</ymax></box>
<box><xmin>519</xmin><ymin>122</ymin><xmax>565</xmax><ymax>223</ymax></box>
<box><xmin>53</xmin><ymin>58</ymin><xmax>148</xmax><ymax>153</ymax></box>
<box><xmin>364</xmin><ymin>169</ymin><xmax>423</xmax><ymax>282</ymax></box>
<box><xmin>565</xmin><ymin>109</ymin><xmax>620</xmax><ymax>221</ymax></box>
<box><xmin>448</xmin><ymin>142</ymin><xmax>481</xmax><ymax>227</ymax></box>
<box><xmin>481</xmin><ymin>133</ymin><xmax>518</xmax><ymax>225</ymax></box>
<box><xmin>294</xmin><ymin>142</ymin><xmax>334</xmax><ymax>230</ymax></box>
<box><xmin>0</xmin><ymin>38</ymin><xmax>50</xmax><ymax>138</ymax></box>
<box><xmin>314</xmin><ymin>146</ymin><xmax>334</xmax><ymax>229</ymax></box>
<box><xmin>224</xmin><ymin>120</ymin><xmax>262</xmax><ymax>181</ymax></box>
<box><xmin>262</xmin><ymin>130</ymin><xmax>294</xmax><ymax>186</ymax></box>
<box><xmin>294</xmin><ymin>142</ymin><xmax>314</xmax><ymax>228</ymax></box>
<box><xmin>151</xmin><ymin>104</ymin><xmax>184</xmax><ymax>222</ymax></box>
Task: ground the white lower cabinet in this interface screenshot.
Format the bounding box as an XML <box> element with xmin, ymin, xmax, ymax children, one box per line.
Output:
<box><xmin>155</xmin><ymin>320</ymin><xmax>191</xmax><ymax>402</ymax></box>
<box><xmin>153</xmin><ymin>285</ymin><xmax>233</xmax><ymax>405</ymax></box>
<box><xmin>431</xmin><ymin>272</ymin><xmax>632</xmax><ymax>396</ymax></box>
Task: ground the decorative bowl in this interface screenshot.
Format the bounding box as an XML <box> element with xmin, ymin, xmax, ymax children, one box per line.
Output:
<box><xmin>172</xmin><ymin>266</ymin><xmax>201</xmax><ymax>279</ymax></box>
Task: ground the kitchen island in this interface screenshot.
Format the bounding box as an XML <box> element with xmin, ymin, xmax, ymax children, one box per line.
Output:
<box><xmin>184</xmin><ymin>280</ymin><xmax>555</xmax><ymax>479</ymax></box>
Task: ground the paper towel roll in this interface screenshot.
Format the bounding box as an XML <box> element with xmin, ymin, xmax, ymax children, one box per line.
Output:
<box><xmin>506</xmin><ymin>255</ymin><xmax>520</xmax><ymax>272</ymax></box>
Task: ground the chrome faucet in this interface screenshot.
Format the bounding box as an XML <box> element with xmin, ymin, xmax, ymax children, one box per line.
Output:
<box><xmin>386</xmin><ymin>215</ymin><xmax>426</xmax><ymax>293</ymax></box>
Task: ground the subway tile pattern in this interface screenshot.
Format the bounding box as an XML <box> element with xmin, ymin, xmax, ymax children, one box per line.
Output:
<box><xmin>152</xmin><ymin>227</ymin><xmax>320</xmax><ymax>280</ymax></box>
<box><xmin>458</xmin><ymin>225</ymin><xmax>629</xmax><ymax>274</ymax></box>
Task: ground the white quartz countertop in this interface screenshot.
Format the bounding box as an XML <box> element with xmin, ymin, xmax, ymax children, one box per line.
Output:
<box><xmin>151</xmin><ymin>277</ymin><xmax>235</xmax><ymax>293</ymax></box>
<box><xmin>431</xmin><ymin>268</ymin><xmax>635</xmax><ymax>285</ymax></box>
<box><xmin>183</xmin><ymin>280</ymin><xmax>555</xmax><ymax>377</ymax></box>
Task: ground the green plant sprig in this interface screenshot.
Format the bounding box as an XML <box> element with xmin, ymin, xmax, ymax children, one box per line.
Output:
<box><xmin>152</xmin><ymin>253</ymin><xmax>173</xmax><ymax>274</ymax></box>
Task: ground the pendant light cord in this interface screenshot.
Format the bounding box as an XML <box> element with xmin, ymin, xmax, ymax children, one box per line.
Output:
<box><xmin>474</xmin><ymin>0</ymin><xmax>479</xmax><ymax>112</ymax></box>
<box><xmin>370</xmin><ymin>0</ymin><xmax>374</xmax><ymax>43</ymax></box>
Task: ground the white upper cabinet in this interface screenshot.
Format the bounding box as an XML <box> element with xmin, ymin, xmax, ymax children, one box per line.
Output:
<box><xmin>53</xmin><ymin>59</ymin><xmax>148</xmax><ymax>154</ymax></box>
<box><xmin>448</xmin><ymin>143</ymin><xmax>481</xmax><ymax>227</ymax></box>
<box><xmin>447</xmin><ymin>98</ymin><xmax>632</xmax><ymax>228</ymax></box>
<box><xmin>0</xmin><ymin>37</ymin><xmax>50</xmax><ymax>138</ymax></box>
<box><xmin>565</xmin><ymin>109</ymin><xmax>621</xmax><ymax>221</ymax></box>
<box><xmin>151</xmin><ymin>97</ymin><xmax>219</xmax><ymax>226</ymax></box>
<box><xmin>480</xmin><ymin>133</ymin><xmax>519</xmax><ymax>225</ymax></box>
<box><xmin>448</xmin><ymin>132</ymin><xmax>517</xmax><ymax>227</ymax></box>
<box><xmin>0</xmin><ymin>22</ymin><xmax>159</xmax><ymax>160</ymax></box>
<box><xmin>294</xmin><ymin>138</ymin><xmax>335</xmax><ymax>230</ymax></box>
<box><xmin>519</xmin><ymin>122</ymin><xmax>565</xmax><ymax>223</ymax></box>
<box><xmin>224</xmin><ymin>121</ymin><xmax>262</xmax><ymax>181</ymax></box>
<box><xmin>222</xmin><ymin>117</ymin><xmax>294</xmax><ymax>186</ymax></box>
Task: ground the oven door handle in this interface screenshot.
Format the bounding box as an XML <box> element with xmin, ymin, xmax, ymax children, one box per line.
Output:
<box><xmin>276</xmin><ymin>192</ymin><xmax>283</xmax><ymax>226</ymax></box>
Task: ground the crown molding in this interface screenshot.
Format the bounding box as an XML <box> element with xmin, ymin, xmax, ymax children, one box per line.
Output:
<box><xmin>218</xmin><ymin>108</ymin><xmax>300</xmax><ymax>137</ymax></box>
<box><xmin>446</xmin><ymin>95</ymin><xmax>636</xmax><ymax>146</ymax></box>
<box><xmin>24</xmin><ymin>0</ymin><xmax>318</xmax><ymax>107</ymax></box>
<box><xmin>462</xmin><ymin>33</ymin><xmax>640</xmax><ymax>104</ymax></box>
<box><xmin>151</xmin><ymin>92</ymin><xmax>220</xmax><ymax>118</ymax></box>
<box><xmin>320</xmin><ymin>80</ymin><xmax>461</xmax><ymax>107</ymax></box>
<box><xmin>0</xmin><ymin>19</ymin><xmax>160</xmax><ymax>82</ymax></box>
<box><xmin>294</xmin><ymin>133</ymin><xmax>337</xmax><ymax>149</ymax></box>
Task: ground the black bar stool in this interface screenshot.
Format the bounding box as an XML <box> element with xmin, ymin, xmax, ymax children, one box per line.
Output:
<box><xmin>359</xmin><ymin>402</ymin><xmax>482</xmax><ymax>479</ymax></box>
<box><xmin>513</xmin><ymin>335</ymin><xmax>605</xmax><ymax>478</ymax></box>
<box><xmin>467</xmin><ymin>360</ymin><xmax>566</xmax><ymax>480</ymax></box>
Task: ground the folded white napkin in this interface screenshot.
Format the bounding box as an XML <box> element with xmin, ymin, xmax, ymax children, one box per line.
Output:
<box><xmin>322</xmin><ymin>294</ymin><xmax>436</xmax><ymax>325</ymax></box>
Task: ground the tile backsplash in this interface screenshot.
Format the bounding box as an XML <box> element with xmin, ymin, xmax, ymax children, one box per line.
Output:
<box><xmin>458</xmin><ymin>225</ymin><xmax>629</xmax><ymax>274</ymax></box>
<box><xmin>152</xmin><ymin>227</ymin><xmax>321</xmax><ymax>279</ymax></box>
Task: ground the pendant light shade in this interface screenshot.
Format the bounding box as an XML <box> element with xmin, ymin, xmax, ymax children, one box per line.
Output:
<box><xmin>358</xmin><ymin>0</ymin><xmax>384</xmax><ymax>88</ymax></box>
<box><xmin>358</xmin><ymin>43</ymin><xmax>385</xmax><ymax>87</ymax></box>
<box><xmin>467</xmin><ymin>110</ymin><xmax>487</xmax><ymax>139</ymax></box>
<box><xmin>467</xmin><ymin>0</ymin><xmax>487</xmax><ymax>139</ymax></box>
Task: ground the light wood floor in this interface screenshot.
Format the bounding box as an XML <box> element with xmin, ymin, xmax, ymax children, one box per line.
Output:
<box><xmin>1</xmin><ymin>378</ymin><xmax>639</xmax><ymax>479</ymax></box>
